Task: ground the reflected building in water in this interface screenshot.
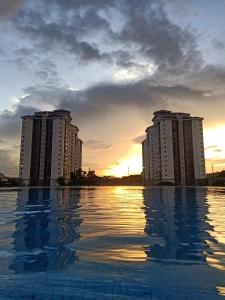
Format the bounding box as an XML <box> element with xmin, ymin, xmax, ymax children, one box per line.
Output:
<box><xmin>143</xmin><ymin>187</ymin><xmax>214</xmax><ymax>262</ymax></box>
<box><xmin>10</xmin><ymin>188</ymin><xmax>82</xmax><ymax>273</ymax></box>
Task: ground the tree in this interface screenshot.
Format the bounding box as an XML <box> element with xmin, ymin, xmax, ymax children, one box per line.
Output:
<box><xmin>56</xmin><ymin>176</ymin><xmax>64</xmax><ymax>186</ymax></box>
<box><xmin>216</xmin><ymin>170</ymin><xmax>225</xmax><ymax>178</ymax></box>
<box><xmin>87</xmin><ymin>170</ymin><xmax>96</xmax><ymax>177</ymax></box>
<box><xmin>76</xmin><ymin>168</ymin><xmax>86</xmax><ymax>179</ymax></box>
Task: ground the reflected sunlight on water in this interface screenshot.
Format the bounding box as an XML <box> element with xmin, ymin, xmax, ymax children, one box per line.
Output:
<box><xmin>206</xmin><ymin>188</ymin><xmax>225</xmax><ymax>271</ymax></box>
<box><xmin>217</xmin><ymin>285</ymin><xmax>225</xmax><ymax>296</ymax></box>
<box><xmin>0</xmin><ymin>186</ymin><xmax>225</xmax><ymax>299</ymax></box>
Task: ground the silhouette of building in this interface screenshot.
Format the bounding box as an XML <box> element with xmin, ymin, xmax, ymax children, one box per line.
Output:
<box><xmin>142</xmin><ymin>110</ymin><xmax>206</xmax><ymax>185</ymax></box>
<box><xmin>19</xmin><ymin>110</ymin><xmax>82</xmax><ymax>186</ymax></box>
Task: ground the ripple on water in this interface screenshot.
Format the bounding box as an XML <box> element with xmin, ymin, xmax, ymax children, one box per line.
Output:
<box><xmin>0</xmin><ymin>186</ymin><xmax>224</xmax><ymax>299</ymax></box>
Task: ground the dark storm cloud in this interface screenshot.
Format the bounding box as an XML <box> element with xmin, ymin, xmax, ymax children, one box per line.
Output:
<box><xmin>118</xmin><ymin>2</ymin><xmax>202</xmax><ymax>73</ymax></box>
<box><xmin>43</xmin><ymin>0</ymin><xmax>115</xmax><ymax>10</ymax></box>
<box><xmin>0</xmin><ymin>79</ymin><xmax>208</xmax><ymax>141</ymax></box>
<box><xmin>0</xmin><ymin>105</ymin><xmax>36</xmax><ymax>138</ymax></box>
<box><xmin>0</xmin><ymin>81</ymin><xmax>155</xmax><ymax>130</ymax></box>
<box><xmin>185</xmin><ymin>65</ymin><xmax>225</xmax><ymax>93</ymax></box>
<box><xmin>6</xmin><ymin>0</ymin><xmax>202</xmax><ymax>71</ymax></box>
<box><xmin>12</xmin><ymin>3</ymin><xmax>113</xmax><ymax>63</ymax></box>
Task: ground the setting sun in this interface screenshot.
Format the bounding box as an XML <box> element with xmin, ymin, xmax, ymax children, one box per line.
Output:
<box><xmin>204</xmin><ymin>124</ymin><xmax>225</xmax><ymax>172</ymax></box>
<box><xmin>103</xmin><ymin>124</ymin><xmax>225</xmax><ymax>178</ymax></box>
<box><xmin>106</xmin><ymin>145</ymin><xmax>142</xmax><ymax>177</ymax></box>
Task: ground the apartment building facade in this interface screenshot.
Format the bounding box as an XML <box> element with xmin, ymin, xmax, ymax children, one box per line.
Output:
<box><xmin>19</xmin><ymin>110</ymin><xmax>82</xmax><ymax>186</ymax></box>
<box><xmin>142</xmin><ymin>110</ymin><xmax>206</xmax><ymax>186</ymax></box>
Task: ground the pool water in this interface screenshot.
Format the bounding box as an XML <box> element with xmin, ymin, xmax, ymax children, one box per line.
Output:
<box><xmin>0</xmin><ymin>186</ymin><xmax>225</xmax><ymax>299</ymax></box>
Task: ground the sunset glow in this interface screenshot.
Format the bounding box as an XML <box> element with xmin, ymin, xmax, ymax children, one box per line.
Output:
<box><xmin>106</xmin><ymin>146</ymin><xmax>143</xmax><ymax>177</ymax></box>
<box><xmin>204</xmin><ymin>125</ymin><xmax>225</xmax><ymax>172</ymax></box>
<box><xmin>103</xmin><ymin>124</ymin><xmax>225</xmax><ymax>178</ymax></box>
<box><xmin>0</xmin><ymin>0</ymin><xmax>225</xmax><ymax>179</ymax></box>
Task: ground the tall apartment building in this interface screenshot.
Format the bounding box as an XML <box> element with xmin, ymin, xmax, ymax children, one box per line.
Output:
<box><xmin>19</xmin><ymin>110</ymin><xmax>82</xmax><ymax>186</ymax></box>
<box><xmin>142</xmin><ymin>110</ymin><xmax>206</xmax><ymax>186</ymax></box>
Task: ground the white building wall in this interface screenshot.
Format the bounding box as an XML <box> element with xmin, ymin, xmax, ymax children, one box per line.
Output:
<box><xmin>39</xmin><ymin>117</ymin><xmax>47</xmax><ymax>181</ymax></box>
<box><xmin>142</xmin><ymin>111</ymin><xmax>206</xmax><ymax>186</ymax></box>
<box><xmin>50</xmin><ymin>118</ymin><xmax>65</xmax><ymax>184</ymax></box>
<box><xmin>20</xmin><ymin>118</ymin><xmax>33</xmax><ymax>185</ymax></box>
<box><xmin>155</xmin><ymin>125</ymin><xmax>161</xmax><ymax>182</ymax></box>
<box><xmin>19</xmin><ymin>110</ymin><xmax>82</xmax><ymax>186</ymax></box>
<box><xmin>64</xmin><ymin>121</ymin><xmax>71</xmax><ymax>180</ymax></box>
<box><xmin>148</xmin><ymin>126</ymin><xmax>160</xmax><ymax>183</ymax></box>
<box><xmin>75</xmin><ymin>138</ymin><xmax>82</xmax><ymax>170</ymax></box>
<box><xmin>142</xmin><ymin>139</ymin><xmax>150</xmax><ymax>183</ymax></box>
<box><xmin>177</xmin><ymin>117</ymin><xmax>186</xmax><ymax>185</ymax></box>
<box><xmin>148</xmin><ymin>127</ymin><xmax>154</xmax><ymax>180</ymax></box>
<box><xmin>69</xmin><ymin>125</ymin><xmax>80</xmax><ymax>173</ymax></box>
<box><xmin>192</xmin><ymin>118</ymin><xmax>206</xmax><ymax>179</ymax></box>
<box><xmin>160</xmin><ymin>120</ymin><xmax>174</xmax><ymax>183</ymax></box>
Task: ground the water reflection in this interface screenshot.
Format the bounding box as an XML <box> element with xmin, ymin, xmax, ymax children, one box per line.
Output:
<box><xmin>0</xmin><ymin>186</ymin><xmax>225</xmax><ymax>298</ymax></box>
<box><xmin>143</xmin><ymin>187</ymin><xmax>214</xmax><ymax>263</ymax></box>
<box><xmin>77</xmin><ymin>186</ymin><xmax>147</xmax><ymax>262</ymax></box>
<box><xmin>206</xmin><ymin>188</ymin><xmax>225</xmax><ymax>271</ymax></box>
<box><xmin>10</xmin><ymin>188</ymin><xmax>82</xmax><ymax>273</ymax></box>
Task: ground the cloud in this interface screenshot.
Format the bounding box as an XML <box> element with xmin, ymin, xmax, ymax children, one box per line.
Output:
<box><xmin>205</xmin><ymin>145</ymin><xmax>223</xmax><ymax>153</ymax></box>
<box><xmin>1</xmin><ymin>0</ymin><xmax>225</xmax><ymax>174</ymax></box>
<box><xmin>0</xmin><ymin>0</ymin><xmax>22</xmax><ymax>18</ymax></box>
<box><xmin>0</xmin><ymin>105</ymin><xmax>36</xmax><ymax>138</ymax></box>
<box><xmin>205</xmin><ymin>145</ymin><xmax>219</xmax><ymax>150</ymax></box>
<box><xmin>2</xmin><ymin>0</ymin><xmax>224</xmax><ymax>97</ymax></box>
<box><xmin>1</xmin><ymin>0</ymin><xmax>223</xmax><ymax>83</ymax></box>
<box><xmin>3</xmin><ymin>0</ymin><xmax>202</xmax><ymax>73</ymax></box>
<box><xmin>211</xmin><ymin>38</ymin><xmax>225</xmax><ymax>51</ymax></box>
<box><xmin>132</xmin><ymin>135</ymin><xmax>146</xmax><ymax>144</ymax></box>
<box><xmin>0</xmin><ymin>77</ymin><xmax>212</xmax><ymax>141</ymax></box>
<box><xmin>11</xmin><ymin>2</ymin><xmax>113</xmax><ymax>63</ymax></box>
<box><xmin>0</xmin><ymin>150</ymin><xmax>18</xmax><ymax>176</ymax></box>
<box><xmin>85</xmin><ymin>140</ymin><xmax>112</xmax><ymax>150</ymax></box>
<box><xmin>118</xmin><ymin>2</ymin><xmax>202</xmax><ymax>73</ymax></box>
<box><xmin>7</xmin><ymin>80</ymin><xmax>208</xmax><ymax>125</ymax></box>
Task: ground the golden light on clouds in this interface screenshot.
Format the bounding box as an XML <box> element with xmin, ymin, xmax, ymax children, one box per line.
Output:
<box><xmin>106</xmin><ymin>144</ymin><xmax>142</xmax><ymax>177</ymax></box>
<box><xmin>204</xmin><ymin>124</ymin><xmax>225</xmax><ymax>172</ymax></box>
<box><xmin>113</xmin><ymin>63</ymin><xmax>157</xmax><ymax>82</ymax></box>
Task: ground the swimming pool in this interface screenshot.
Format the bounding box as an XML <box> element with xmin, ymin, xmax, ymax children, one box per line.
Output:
<box><xmin>0</xmin><ymin>186</ymin><xmax>224</xmax><ymax>299</ymax></box>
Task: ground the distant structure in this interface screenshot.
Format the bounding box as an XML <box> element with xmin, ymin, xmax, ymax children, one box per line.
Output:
<box><xmin>142</xmin><ymin>110</ymin><xmax>206</xmax><ymax>186</ymax></box>
<box><xmin>19</xmin><ymin>110</ymin><xmax>82</xmax><ymax>186</ymax></box>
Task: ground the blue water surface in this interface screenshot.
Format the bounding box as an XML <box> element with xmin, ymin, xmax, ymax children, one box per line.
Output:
<box><xmin>0</xmin><ymin>186</ymin><xmax>225</xmax><ymax>299</ymax></box>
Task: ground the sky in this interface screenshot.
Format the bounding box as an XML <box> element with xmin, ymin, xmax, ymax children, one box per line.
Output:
<box><xmin>0</xmin><ymin>0</ymin><xmax>225</xmax><ymax>177</ymax></box>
